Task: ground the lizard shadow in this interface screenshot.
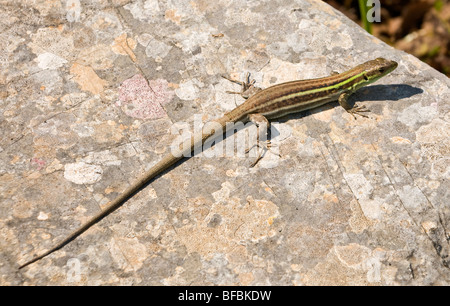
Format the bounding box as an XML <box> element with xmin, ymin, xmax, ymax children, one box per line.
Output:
<box><xmin>274</xmin><ymin>83</ymin><xmax>423</xmax><ymax>123</ymax></box>
<box><xmin>348</xmin><ymin>84</ymin><xmax>423</xmax><ymax>102</ymax></box>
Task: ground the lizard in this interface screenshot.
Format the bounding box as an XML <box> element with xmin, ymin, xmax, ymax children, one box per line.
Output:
<box><xmin>18</xmin><ymin>57</ymin><xmax>398</xmax><ymax>269</ymax></box>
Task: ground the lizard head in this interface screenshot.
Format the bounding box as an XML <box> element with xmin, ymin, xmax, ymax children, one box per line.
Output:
<box><xmin>361</xmin><ymin>58</ymin><xmax>398</xmax><ymax>84</ymax></box>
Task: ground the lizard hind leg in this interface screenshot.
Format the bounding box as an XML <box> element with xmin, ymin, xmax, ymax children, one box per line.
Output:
<box><xmin>246</xmin><ymin>113</ymin><xmax>280</xmax><ymax>167</ymax></box>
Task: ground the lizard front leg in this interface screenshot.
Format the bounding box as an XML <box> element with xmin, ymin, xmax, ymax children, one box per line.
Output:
<box><xmin>222</xmin><ymin>72</ymin><xmax>262</xmax><ymax>99</ymax></box>
<box><xmin>338</xmin><ymin>92</ymin><xmax>371</xmax><ymax>119</ymax></box>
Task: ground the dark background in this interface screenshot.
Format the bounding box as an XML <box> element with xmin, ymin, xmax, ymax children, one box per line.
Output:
<box><xmin>323</xmin><ymin>0</ymin><xmax>450</xmax><ymax>76</ymax></box>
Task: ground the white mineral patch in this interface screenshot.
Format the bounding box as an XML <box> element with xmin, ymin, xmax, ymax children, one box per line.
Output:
<box><xmin>138</xmin><ymin>34</ymin><xmax>173</xmax><ymax>59</ymax></box>
<box><xmin>36</xmin><ymin>52</ymin><xmax>68</xmax><ymax>70</ymax></box>
<box><xmin>398</xmin><ymin>102</ymin><xmax>438</xmax><ymax>127</ymax></box>
<box><xmin>124</xmin><ymin>0</ymin><xmax>161</xmax><ymax>21</ymax></box>
<box><xmin>81</xmin><ymin>150</ymin><xmax>122</xmax><ymax>166</ymax></box>
<box><xmin>37</xmin><ymin>211</ymin><xmax>49</xmax><ymax>220</ymax></box>
<box><xmin>64</xmin><ymin>162</ymin><xmax>103</xmax><ymax>184</ymax></box>
<box><xmin>175</xmin><ymin>79</ymin><xmax>199</xmax><ymax>100</ymax></box>
<box><xmin>343</xmin><ymin>172</ymin><xmax>374</xmax><ymax>200</ymax></box>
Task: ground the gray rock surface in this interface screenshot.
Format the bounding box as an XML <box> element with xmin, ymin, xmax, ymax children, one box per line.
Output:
<box><xmin>1</xmin><ymin>0</ymin><xmax>449</xmax><ymax>285</ymax></box>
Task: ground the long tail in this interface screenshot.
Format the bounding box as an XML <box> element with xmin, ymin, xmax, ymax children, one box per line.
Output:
<box><xmin>18</xmin><ymin>152</ymin><xmax>181</xmax><ymax>269</ymax></box>
<box><xmin>19</xmin><ymin>115</ymin><xmax>231</xmax><ymax>270</ymax></box>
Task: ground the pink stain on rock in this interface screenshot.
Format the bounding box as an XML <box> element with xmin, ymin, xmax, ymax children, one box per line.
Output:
<box><xmin>117</xmin><ymin>74</ymin><xmax>174</xmax><ymax>120</ymax></box>
<box><xmin>31</xmin><ymin>158</ymin><xmax>46</xmax><ymax>171</ymax></box>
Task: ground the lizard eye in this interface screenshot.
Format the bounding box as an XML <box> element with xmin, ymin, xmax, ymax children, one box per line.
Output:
<box><xmin>363</xmin><ymin>74</ymin><xmax>369</xmax><ymax>81</ymax></box>
<box><xmin>378</xmin><ymin>67</ymin><xmax>386</xmax><ymax>73</ymax></box>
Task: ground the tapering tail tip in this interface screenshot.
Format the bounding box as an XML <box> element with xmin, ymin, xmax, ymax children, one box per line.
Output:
<box><xmin>18</xmin><ymin>251</ymin><xmax>51</xmax><ymax>270</ymax></box>
<box><xmin>18</xmin><ymin>258</ymin><xmax>38</xmax><ymax>270</ymax></box>
<box><xmin>18</xmin><ymin>260</ymin><xmax>34</xmax><ymax>270</ymax></box>
<box><xmin>18</xmin><ymin>261</ymin><xmax>31</xmax><ymax>270</ymax></box>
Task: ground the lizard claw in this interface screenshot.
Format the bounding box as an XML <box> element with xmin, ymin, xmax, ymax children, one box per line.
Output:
<box><xmin>222</xmin><ymin>72</ymin><xmax>262</xmax><ymax>100</ymax></box>
<box><xmin>347</xmin><ymin>104</ymin><xmax>371</xmax><ymax>119</ymax></box>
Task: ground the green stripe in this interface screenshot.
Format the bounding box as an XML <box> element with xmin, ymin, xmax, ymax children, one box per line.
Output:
<box><xmin>259</xmin><ymin>70</ymin><xmax>366</xmax><ymax>111</ymax></box>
